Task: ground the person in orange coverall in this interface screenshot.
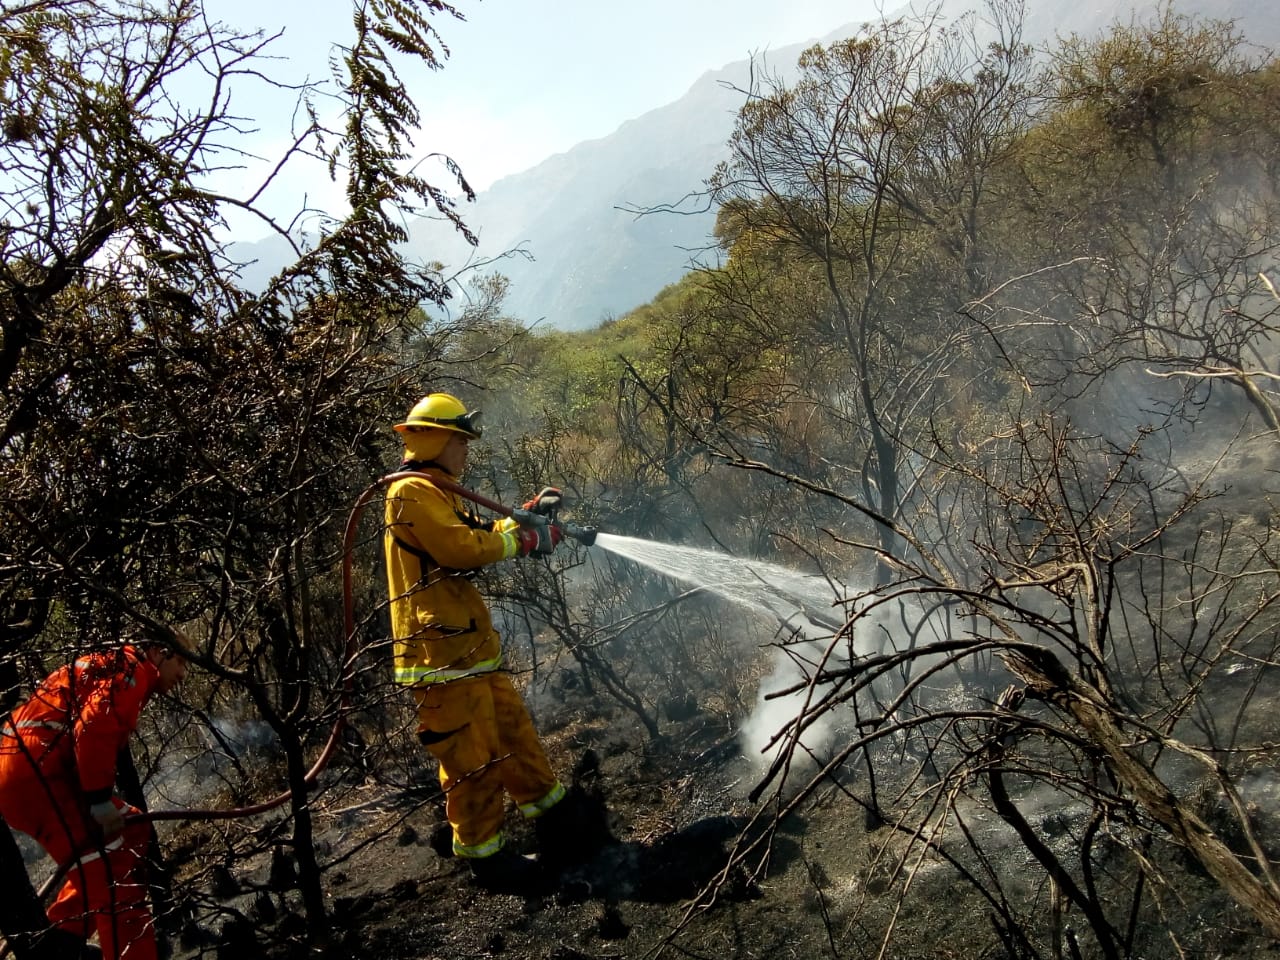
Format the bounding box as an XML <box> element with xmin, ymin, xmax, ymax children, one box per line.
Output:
<box><xmin>0</xmin><ymin>638</ymin><xmax>188</xmax><ymax>960</ymax></box>
<box><xmin>384</xmin><ymin>393</ymin><xmax>575</xmax><ymax>892</ymax></box>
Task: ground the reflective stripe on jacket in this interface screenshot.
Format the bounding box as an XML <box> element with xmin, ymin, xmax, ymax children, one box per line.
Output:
<box><xmin>384</xmin><ymin>469</ymin><xmax>521</xmax><ymax>687</ymax></box>
<box><xmin>394</xmin><ymin>654</ymin><xmax>504</xmax><ymax>687</ymax></box>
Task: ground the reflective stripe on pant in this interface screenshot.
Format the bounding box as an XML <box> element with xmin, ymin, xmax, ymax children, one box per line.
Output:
<box><xmin>413</xmin><ymin>672</ymin><xmax>563</xmax><ymax>857</ymax></box>
<box><xmin>0</xmin><ymin>755</ymin><xmax>157</xmax><ymax>960</ymax></box>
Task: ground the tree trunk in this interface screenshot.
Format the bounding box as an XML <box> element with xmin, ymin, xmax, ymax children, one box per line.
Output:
<box><xmin>282</xmin><ymin>728</ymin><xmax>328</xmax><ymax>945</ymax></box>
<box><xmin>0</xmin><ymin>819</ymin><xmax>59</xmax><ymax>960</ymax></box>
<box><xmin>1007</xmin><ymin>647</ymin><xmax>1280</xmax><ymax>939</ymax></box>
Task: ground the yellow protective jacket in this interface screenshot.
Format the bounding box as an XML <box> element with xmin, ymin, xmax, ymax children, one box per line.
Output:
<box><xmin>384</xmin><ymin>467</ymin><xmax>522</xmax><ymax>686</ymax></box>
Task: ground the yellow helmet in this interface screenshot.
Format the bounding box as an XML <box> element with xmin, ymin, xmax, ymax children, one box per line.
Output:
<box><xmin>394</xmin><ymin>393</ymin><xmax>483</xmax><ymax>438</ymax></box>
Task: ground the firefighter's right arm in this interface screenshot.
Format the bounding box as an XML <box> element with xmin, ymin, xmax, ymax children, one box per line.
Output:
<box><xmin>390</xmin><ymin>479</ymin><xmax>526</xmax><ymax>567</ymax></box>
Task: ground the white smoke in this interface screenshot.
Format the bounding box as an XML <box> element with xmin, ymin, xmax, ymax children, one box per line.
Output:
<box><xmin>737</xmin><ymin>588</ymin><xmax>984</xmax><ymax>791</ymax></box>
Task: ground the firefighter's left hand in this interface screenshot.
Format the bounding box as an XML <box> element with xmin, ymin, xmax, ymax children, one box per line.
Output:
<box><xmin>89</xmin><ymin>800</ymin><xmax>125</xmax><ymax>840</ymax></box>
<box><xmin>522</xmin><ymin>487</ymin><xmax>563</xmax><ymax>516</ymax></box>
<box><xmin>517</xmin><ymin>522</ymin><xmax>563</xmax><ymax>557</ymax></box>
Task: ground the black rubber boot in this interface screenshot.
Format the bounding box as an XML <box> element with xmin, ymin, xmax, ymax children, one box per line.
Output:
<box><xmin>466</xmin><ymin>848</ymin><xmax>550</xmax><ymax>896</ymax></box>
<box><xmin>31</xmin><ymin>928</ymin><xmax>100</xmax><ymax>960</ymax></box>
<box><xmin>534</xmin><ymin>784</ymin><xmax>614</xmax><ymax>870</ymax></box>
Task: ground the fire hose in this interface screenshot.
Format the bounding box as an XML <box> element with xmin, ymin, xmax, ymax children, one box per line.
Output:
<box><xmin>422</xmin><ymin>471</ymin><xmax>598</xmax><ymax>548</ymax></box>
<box><xmin>2</xmin><ymin>471</ymin><xmax>595</xmax><ymax>956</ymax></box>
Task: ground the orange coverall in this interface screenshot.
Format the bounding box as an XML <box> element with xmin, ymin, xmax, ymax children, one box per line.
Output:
<box><xmin>385</xmin><ymin>466</ymin><xmax>565</xmax><ymax>859</ymax></box>
<box><xmin>0</xmin><ymin>645</ymin><xmax>161</xmax><ymax>960</ymax></box>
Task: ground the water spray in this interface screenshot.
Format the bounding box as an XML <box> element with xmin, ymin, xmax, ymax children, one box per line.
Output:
<box><xmin>587</xmin><ymin>532</ymin><xmax>856</xmax><ymax>787</ymax></box>
<box><xmin>589</xmin><ymin>532</ymin><xmax>841</xmax><ymax>625</ymax></box>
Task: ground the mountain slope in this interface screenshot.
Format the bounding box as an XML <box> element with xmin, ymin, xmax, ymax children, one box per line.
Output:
<box><xmin>230</xmin><ymin>0</ymin><xmax>1278</xmax><ymax>331</ymax></box>
<box><xmin>401</xmin><ymin>52</ymin><xmax>799</xmax><ymax>330</ymax></box>
<box><xmin>407</xmin><ymin>0</ymin><xmax>1280</xmax><ymax>331</ymax></box>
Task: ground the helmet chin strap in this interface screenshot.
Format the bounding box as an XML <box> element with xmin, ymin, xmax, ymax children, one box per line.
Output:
<box><xmin>400</xmin><ymin>457</ymin><xmax>453</xmax><ymax>477</ymax></box>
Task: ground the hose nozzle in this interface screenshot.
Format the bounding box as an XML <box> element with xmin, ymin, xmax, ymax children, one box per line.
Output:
<box><xmin>560</xmin><ymin>522</ymin><xmax>598</xmax><ymax>547</ymax></box>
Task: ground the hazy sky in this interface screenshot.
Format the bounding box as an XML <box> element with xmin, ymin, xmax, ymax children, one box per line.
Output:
<box><xmin>208</xmin><ymin>0</ymin><xmax>882</xmax><ymax>227</ymax></box>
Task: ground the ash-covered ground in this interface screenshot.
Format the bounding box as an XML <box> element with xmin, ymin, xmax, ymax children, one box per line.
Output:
<box><xmin>155</xmin><ymin>697</ymin><xmax>924</xmax><ymax>960</ymax></box>
<box><xmin>145</xmin><ymin>668</ymin><xmax>1280</xmax><ymax>960</ymax></box>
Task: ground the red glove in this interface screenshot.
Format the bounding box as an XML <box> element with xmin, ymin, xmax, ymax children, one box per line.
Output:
<box><xmin>522</xmin><ymin>487</ymin><xmax>563</xmax><ymax>516</ymax></box>
<box><xmin>517</xmin><ymin>522</ymin><xmax>563</xmax><ymax>556</ymax></box>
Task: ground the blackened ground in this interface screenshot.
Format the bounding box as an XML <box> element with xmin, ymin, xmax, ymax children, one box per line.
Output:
<box><xmin>160</xmin><ymin>691</ymin><xmax>1280</xmax><ymax>960</ymax></box>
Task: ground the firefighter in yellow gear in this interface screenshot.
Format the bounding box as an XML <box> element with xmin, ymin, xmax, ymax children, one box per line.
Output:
<box><xmin>384</xmin><ymin>393</ymin><xmax>568</xmax><ymax>888</ymax></box>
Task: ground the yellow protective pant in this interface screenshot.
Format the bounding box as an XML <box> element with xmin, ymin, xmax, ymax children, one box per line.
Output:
<box><xmin>413</xmin><ymin>672</ymin><xmax>564</xmax><ymax>857</ymax></box>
